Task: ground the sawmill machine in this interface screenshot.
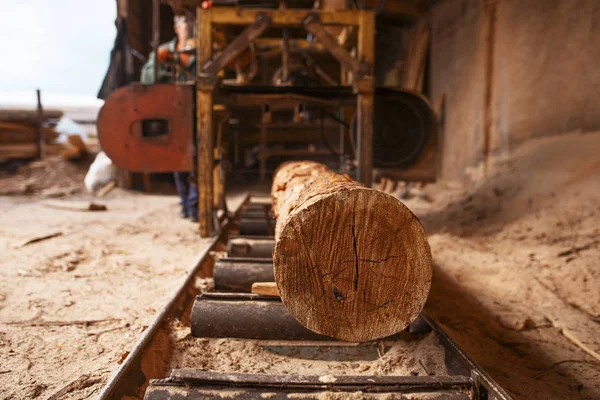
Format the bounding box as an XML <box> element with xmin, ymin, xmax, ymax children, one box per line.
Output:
<box><xmin>97</xmin><ymin>0</ymin><xmax>437</xmax><ymax>237</ymax></box>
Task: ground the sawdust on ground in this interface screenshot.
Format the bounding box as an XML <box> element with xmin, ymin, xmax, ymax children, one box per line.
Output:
<box><xmin>0</xmin><ymin>163</ymin><xmax>212</xmax><ymax>399</ymax></box>
<box><xmin>168</xmin><ymin>320</ymin><xmax>448</xmax><ymax>378</ymax></box>
<box><xmin>405</xmin><ymin>131</ymin><xmax>600</xmax><ymax>399</ymax></box>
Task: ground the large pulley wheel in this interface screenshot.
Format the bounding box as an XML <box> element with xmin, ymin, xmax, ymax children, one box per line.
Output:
<box><xmin>357</xmin><ymin>89</ymin><xmax>435</xmax><ymax>168</ymax></box>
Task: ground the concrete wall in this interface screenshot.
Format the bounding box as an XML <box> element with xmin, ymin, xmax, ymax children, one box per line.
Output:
<box><xmin>429</xmin><ymin>0</ymin><xmax>600</xmax><ymax>180</ymax></box>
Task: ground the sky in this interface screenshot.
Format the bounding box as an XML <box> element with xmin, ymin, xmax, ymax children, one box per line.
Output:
<box><xmin>0</xmin><ymin>0</ymin><xmax>116</xmax><ymax>106</ymax></box>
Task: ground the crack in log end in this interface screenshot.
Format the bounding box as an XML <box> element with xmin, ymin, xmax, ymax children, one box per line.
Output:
<box><xmin>352</xmin><ymin>213</ymin><xmax>359</xmax><ymax>291</ymax></box>
<box><xmin>363</xmin><ymin>299</ymin><xmax>395</xmax><ymax>313</ymax></box>
<box><xmin>333</xmin><ymin>288</ymin><xmax>344</xmax><ymax>301</ymax></box>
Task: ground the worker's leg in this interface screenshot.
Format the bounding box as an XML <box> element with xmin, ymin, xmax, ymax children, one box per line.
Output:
<box><xmin>174</xmin><ymin>172</ymin><xmax>190</xmax><ymax>218</ymax></box>
<box><xmin>187</xmin><ymin>182</ymin><xmax>199</xmax><ymax>222</ymax></box>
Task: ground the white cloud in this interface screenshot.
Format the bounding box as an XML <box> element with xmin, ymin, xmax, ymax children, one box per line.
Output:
<box><xmin>0</xmin><ymin>0</ymin><xmax>116</xmax><ymax>99</ymax></box>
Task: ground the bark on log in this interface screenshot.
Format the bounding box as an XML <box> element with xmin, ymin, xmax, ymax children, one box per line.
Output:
<box><xmin>271</xmin><ymin>161</ymin><xmax>432</xmax><ymax>342</ymax></box>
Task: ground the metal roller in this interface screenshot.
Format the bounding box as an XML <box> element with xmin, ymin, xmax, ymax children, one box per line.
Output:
<box><xmin>214</xmin><ymin>257</ymin><xmax>274</xmax><ymax>292</ymax></box>
<box><xmin>239</xmin><ymin>218</ymin><xmax>274</xmax><ymax>236</ymax></box>
<box><xmin>227</xmin><ymin>236</ymin><xmax>275</xmax><ymax>258</ymax></box>
<box><xmin>240</xmin><ymin>210</ymin><xmax>274</xmax><ymax>220</ymax></box>
<box><xmin>190</xmin><ymin>295</ymin><xmax>327</xmax><ymax>340</ymax></box>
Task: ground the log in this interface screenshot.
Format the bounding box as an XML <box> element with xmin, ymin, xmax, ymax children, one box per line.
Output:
<box><xmin>271</xmin><ymin>161</ymin><xmax>432</xmax><ymax>342</ymax></box>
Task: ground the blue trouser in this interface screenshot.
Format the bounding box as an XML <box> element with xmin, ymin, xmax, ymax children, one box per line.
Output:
<box><xmin>174</xmin><ymin>172</ymin><xmax>198</xmax><ymax>217</ymax></box>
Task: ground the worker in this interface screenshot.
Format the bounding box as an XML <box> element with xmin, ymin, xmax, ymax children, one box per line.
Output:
<box><xmin>141</xmin><ymin>15</ymin><xmax>199</xmax><ymax>222</ymax></box>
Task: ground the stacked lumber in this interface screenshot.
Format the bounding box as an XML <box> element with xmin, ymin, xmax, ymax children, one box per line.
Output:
<box><xmin>0</xmin><ymin>109</ymin><xmax>63</xmax><ymax>161</ymax></box>
<box><xmin>271</xmin><ymin>161</ymin><xmax>432</xmax><ymax>342</ymax></box>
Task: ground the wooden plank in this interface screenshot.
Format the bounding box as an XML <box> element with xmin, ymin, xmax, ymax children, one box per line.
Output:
<box><xmin>357</xmin><ymin>10</ymin><xmax>375</xmax><ymax>66</ymax></box>
<box><xmin>355</xmin><ymin>10</ymin><xmax>375</xmax><ymax>186</ymax></box>
<box><xmin>0</xmin><ymin>143</ymin><xmax>38</xmax><ymax>159</ymax></box>
<box><xmin>356</xmin><ymin>86</ymin><xmax>374</xmax><ymax>186</ymax></box>
<box><xmin>402</xmin><ymin>24</ymin><xmax>430</xmax><ymax>92</ymax></box>
<box><xmin>67</xmin><ymin>135</ymin><xmax>87</xmax><ymax>153</ymax></box>
<box><xmin>0</xmin><ymin>109</ymin><xmax>63</xmax><ymax>123</ymax></box>
<box><xmin>251</xmin><ymin>282</ymin><xmax>279</xmax><ymax>297</ymax></box>
<box><xmin>97</xmin><ymin>181</ymin><xmax>116</xmax><ymax>197</ymax></box>
<box><xmin>210</xmin><ymin>8</ymin><xmax>360</xmax><ymax>26</ymax></box>
<box><xmin>0</xmin><ymin>126</ymin><xmax>60</xmax><ymax>144</ymax></box>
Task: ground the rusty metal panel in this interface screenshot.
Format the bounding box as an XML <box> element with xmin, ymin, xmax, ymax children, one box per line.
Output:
<box><xmin>97</xmin><ymin>84</ymin><xmax>194</xmax><ymax>172</ymax></box>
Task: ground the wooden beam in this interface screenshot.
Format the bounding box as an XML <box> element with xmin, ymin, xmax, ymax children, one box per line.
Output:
<box><xmin>254</xmin><ymin>38</ymin><xmax>324</xmax><ymax>52</ymax></box>
<box><xmin>211</xmin><ymin>8</ymin><xmax>360</xmax><ymax>26</ymax></box>
<box><xmin>202</xmin><ymin>13</ymin><xmax>272</xmax><ymax>75</ymax></box>
<box><xmin>357</xmin><ymin>10</ymin><xmax>375</xmax><ymax>66</ymax></box>
<box><xmin>197</xmin><ymin>8</ymin><xmax>214</xmax><ymax>237</ymax></box>
<box><xmin>356</xmin><ymin>87</ymin><xmax>374</xmax><ymax>186</ymax></box>
<box><xmin>355</xmin><ymin>10</ymin><xmax>375</xmax><ymax>187</ymax></box>
<box><xmin>303</xmin><ymin>14</ymin><xmax>367</xmax><ymax>77</ymax></box>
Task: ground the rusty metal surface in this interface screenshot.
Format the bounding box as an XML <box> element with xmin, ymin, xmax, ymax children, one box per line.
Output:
<box><xmin>145</xmin><ymin>384</ymin><xmax>471</xmax><ymax>399</ymax></box>
<box><xmin>191</xmin><ymin>295</ymin><xmax>328</xmax><ymax>340</ymax></box>
<box><xmin>173</xmin><ymin>369</ymin><xmax>474</xmax><ymax>390</ymax></box>
<box><xmin>214</xmin><ymin>257</ymin><xmax>274</xmax><ymax>292</ymax></box>
<box><xmin>97</xmin><ymin>83</ymin><xmax>194</xmax><ymax>173</ymax></box>
<box><xmin>143</xmin><ymin>370</ymin><xmax>473</xmax><ymax>399</ymax></box>
<box><xmin>227</xmin><ymin>236</ymin><xmax>275</xmax><ymax>258</ymax></box>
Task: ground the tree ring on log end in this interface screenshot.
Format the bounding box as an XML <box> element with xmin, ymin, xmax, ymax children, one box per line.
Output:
<box><xmin>273</xmin><ymin>187</ymin><xmax>432</xmax><ymax>342</ymax></box>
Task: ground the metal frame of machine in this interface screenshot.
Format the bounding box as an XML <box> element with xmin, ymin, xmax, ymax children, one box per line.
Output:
<box><xmin>190</xmin><ymin>5</ymin><xmax>375</xmax><ymax>236</ymax></box>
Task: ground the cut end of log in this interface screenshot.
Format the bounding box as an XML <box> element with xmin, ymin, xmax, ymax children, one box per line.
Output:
<box><xmin>272</xmin><ymin>162</ymin><xmax>432</xmax><ymax>342</ymax></box>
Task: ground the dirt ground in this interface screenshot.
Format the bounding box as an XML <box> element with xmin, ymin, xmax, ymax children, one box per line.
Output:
<box><xmin>0</xmin><ymin>132</ymin><xmax>599</xmax><ymax>399</ymax></box>
<box><xmin>0</xmin><ymin>152</ymin><xmax>214</xmax><ymax>399</ymax></box>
